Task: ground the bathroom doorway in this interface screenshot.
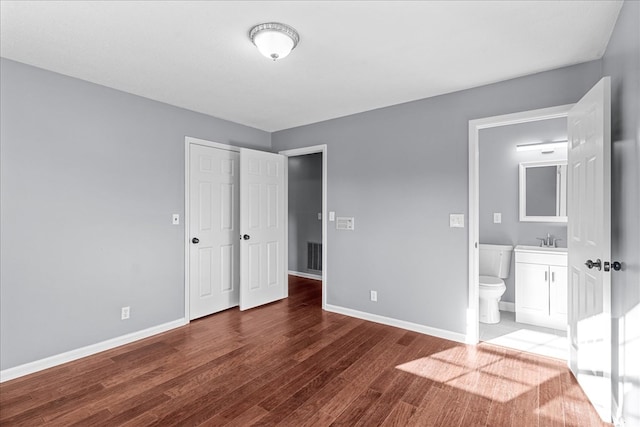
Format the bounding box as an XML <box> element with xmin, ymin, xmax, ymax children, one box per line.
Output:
<box><xmin>280</xmin><ymin>145</ymin><xmax>327</xmax><ymax>308</ymax></box>
<box><xmin>469</xmin><ymin>106</ymin><xmax>570</xmax><ymax>360</ymax></box>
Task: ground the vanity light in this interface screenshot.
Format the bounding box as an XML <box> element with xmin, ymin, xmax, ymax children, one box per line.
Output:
<box><xmin>516</xmin><ymin>140</ymin><xmax>568</xmax><ymax>153</ymax></box>
<box><xmin>249</xmin><ymin>22</ymin><xmax>300</xmax><ymax>61</ymax></box>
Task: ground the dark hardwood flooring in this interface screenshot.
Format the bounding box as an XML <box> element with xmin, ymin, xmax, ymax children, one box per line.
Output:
<box><xmin>0</xmin><ymin>276</ymin><xmax>609</xmax><ymax>426</ymax></box>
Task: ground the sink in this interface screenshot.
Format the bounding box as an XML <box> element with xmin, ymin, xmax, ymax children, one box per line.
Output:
<box><xmin>514</xmin><ymin>245</ymin><xmax>568</xmax><ymax>253</ymax></box>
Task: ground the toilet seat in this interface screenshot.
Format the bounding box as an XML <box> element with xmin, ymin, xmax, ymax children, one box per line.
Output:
<box><xmin>479</xmin><ymin>275</ymin><xmax>504</xmax><ymax>287</ymax></box>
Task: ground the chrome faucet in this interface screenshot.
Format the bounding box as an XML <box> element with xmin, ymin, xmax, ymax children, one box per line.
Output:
<box><xmin>536</xmin><ymin>233</ymin><xmax>559</xmax><ymax>247</ymax></box>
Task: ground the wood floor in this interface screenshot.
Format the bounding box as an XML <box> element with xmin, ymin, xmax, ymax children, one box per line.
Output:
<box><xmin>1</xmin><ymin>276</ymin><xmax>609</xmax><ymax>426</ymax></box>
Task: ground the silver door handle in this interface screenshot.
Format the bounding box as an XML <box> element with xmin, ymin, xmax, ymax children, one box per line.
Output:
<box><xmin>585</xmin><ymin>259</ymin><xmax>602</xmax><ymax>271</ymax></box>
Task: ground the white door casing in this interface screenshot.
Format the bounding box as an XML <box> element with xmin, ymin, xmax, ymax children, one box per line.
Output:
<box><xmin>567</xmin><ymin>77</ymin><xmax>612</xmax><ymax>422</ymax></box>
<box><xmin>188</xmin><ymin>144</ymin><xmax>240</xmax><ymax>320</ymax></box>
<box><xmin>239</xmin><ymin>148</ymin><xmax>287</xmax><ymax>311</ymax></box>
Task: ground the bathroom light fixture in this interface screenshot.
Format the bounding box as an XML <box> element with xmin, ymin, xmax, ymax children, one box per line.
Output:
<box><xmin>516</xmin><ymin>140</ymin><xmax>568</xmax><ymax>153</ymax></box>
<box><xmin>249</xmin><ymin>22</ymin><xmax>299</xmax><ymax>61</ymax></box>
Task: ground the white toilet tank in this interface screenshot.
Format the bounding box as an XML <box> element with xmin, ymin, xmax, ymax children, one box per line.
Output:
<box><xmin>479</xmin><ymin>244</ymin><xmax>513</xmax><ymax>279</ymax></box>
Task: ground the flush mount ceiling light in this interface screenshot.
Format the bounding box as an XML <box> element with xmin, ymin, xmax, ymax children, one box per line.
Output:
<box><xmin>516</xmin><ymin>140</ymin><xmax>568</xmax><ymax>153</ymax></box>
<box><xmin>249</xmin><ymin>22</ymin><xmax>299</xmax><ymax>61</ymax></box>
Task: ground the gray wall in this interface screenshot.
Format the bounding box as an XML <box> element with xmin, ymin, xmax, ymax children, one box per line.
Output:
<box><xmin>479</xmin><ymin>118</ymin><xmax>568</xmax><ymax>303</ymax></box>
<box><xmin>288</xmin><ymin>153</ymin><xmax>323</xmax><ymax>274</ymax></box>
<box><xmin>272</xmin><ymin>61</ymin><xmax>602</xmax><ymax>334</ymax></box>
<box><xmin>0</xmin><ymin>58</ymin><xmax>271</xmax><ymax>370</ymax></box>
<box><xmin>602</xmin><ymin>0</ymin><xmax>640</xmax><ymax>424</ymax></box>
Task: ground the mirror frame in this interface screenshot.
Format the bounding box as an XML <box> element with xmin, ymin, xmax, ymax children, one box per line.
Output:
<box><xmin>519</xmin><ymin>160</ymin><xmax>568</xmax><ymax>223</ymax></box>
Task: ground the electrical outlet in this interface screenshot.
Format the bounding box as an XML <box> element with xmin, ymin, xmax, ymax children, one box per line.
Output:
<box><xmin>370</xmin><ymin>290</ymin><xmax>377</xmax><ymax>302</ymax></box>
<box><xmin>493</xmin><ymin>212</ymin><xmax>502</xmax><ymax>224</ymax></box>
<box><xmin>121</xmin><ymin>306</ymin><xmax>130</xmax><ymax>320</ymax></box>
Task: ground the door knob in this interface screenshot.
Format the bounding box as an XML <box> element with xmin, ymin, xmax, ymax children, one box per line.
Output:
<box><xmin>243</xmin><ymin>234</ymin><xmax>250</xmax><ymax>240</ymax></box>
<box><xmin>192</xmin><ymin>237</ymin><xmax>199</xmax><ymax>244</ymax></box>
<box><xmin>612</xmin><ymin>261</ymin><xmax>622</xmax><ymax>271</ymax></box>
<box><xmin>585</xmin><ymin>259</ymin><xmax>602</xmax><ymax>271</ymax></box>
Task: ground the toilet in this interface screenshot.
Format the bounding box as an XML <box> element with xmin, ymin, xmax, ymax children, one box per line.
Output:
<box><xmin>479</xmin><ymin>244</ymin><xmax>513</xmax><ymax>324</ymax></box>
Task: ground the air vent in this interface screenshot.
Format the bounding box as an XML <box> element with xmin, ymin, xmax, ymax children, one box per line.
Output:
<box><xmin>307</xmin><ymin>242</ymin><xmax>322</xmax><ymax>271</ymax></box>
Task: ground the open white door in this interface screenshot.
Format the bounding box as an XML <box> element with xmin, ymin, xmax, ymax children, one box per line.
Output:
<box><xmin>189</xmin><ymin>144</ymin><xmax>240</xmax><ymax>319</ymax></box>
<box><xmin>567</xmin><ymin>77</ymin><xmax>611</xmax><ymax>422</ymax></box>
<box><xmin>239</xmin><ymin>148</ymin><xmax>287</xmax><ymax>310</ymax></box>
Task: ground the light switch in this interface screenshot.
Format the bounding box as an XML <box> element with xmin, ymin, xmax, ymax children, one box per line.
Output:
<box><xmin>172</xmin><ymin>214</ymin><xmax>180</xmax><ymax>225</ymax></box>
<box><xmin>493</xmin><ymin>213</ymin><xmax>502</xmax><ymax>224</ymax></box>
<box><xmin>449</xmin><ymin>214</ymin><xmax>464</xmax><ymax>228</ymax></box>
<box><xmin>329</xmin><ymin>211</ymin><xmax>335</xmax><ymax>221</ymax></box>
<box><xmin>336</xmin><ymin>217</ymin><xmax>355</xmax><ymax>230</ymax></box>
<box><xmin>318</xmin><ymin>213</ymin><xmax>322</xmax><ymax>220</ymax></box>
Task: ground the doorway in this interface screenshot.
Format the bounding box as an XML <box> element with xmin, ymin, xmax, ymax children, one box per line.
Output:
<box><xmin>280</xmin><ymin>145</ymin><xmax>327</xmax><ymax>309</ymax></box>
<box><xmin>467</xmin><ymin>104</ymin><xmax>573</xmax><ymax>346</ymax></box>
<box><xmin>477</xmin><ymin>117</ymin><xmax>570</xmax><ymax>360</ymax></box>
<box><xmin>470</xmin><ymin>80</ymin><xmax>613</xmax><ymax>422</ymax></box>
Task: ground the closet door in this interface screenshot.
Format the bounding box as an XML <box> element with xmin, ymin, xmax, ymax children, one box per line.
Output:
<box><xmin>189</xmin><ymin>144</ymin><xmax>240</xmax><ymax>319</ymax></box>
<box><xmin>239</xmin><ymin>148</ymin><xmax>287</xmax><ymax>310</ymax></box>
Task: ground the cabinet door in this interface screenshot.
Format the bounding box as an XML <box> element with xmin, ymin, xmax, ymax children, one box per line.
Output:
<box><xmin>549</xmin><ymin>265</ymin><xmax>568</xmax><ymax>330</ymax></box>
<box><xmin>516</xmin><ymin>262</ymin><xmax>550</xmax><ymax>325</ymax></box>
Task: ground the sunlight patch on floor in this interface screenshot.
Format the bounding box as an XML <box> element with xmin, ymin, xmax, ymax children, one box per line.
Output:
<box><xmin>479</xmin><ymin>311</ymin><xmax>568</xmax><ymax>360</ymax></box>
<box><xmin>483</xmin><ymin>328</ymin><xmax>567</xmax><ymax>360</ymax></box>
<box><xmin>395</xmin><ymin>346</ymin><xmax>563</xmax><ymax>403</ymax></box>
<box><xmin>536</xmin><ymin>396</ymin><xmax>566</xmax><ymax>425</ymax></box>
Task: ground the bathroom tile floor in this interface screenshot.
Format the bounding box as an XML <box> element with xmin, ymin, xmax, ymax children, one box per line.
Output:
<box><xmin>480</xmin><ymin>310</ymin><xmax>568</xmax><ymax>360</ymax></box>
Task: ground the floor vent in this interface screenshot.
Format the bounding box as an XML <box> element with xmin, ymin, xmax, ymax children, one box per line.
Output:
<box><xmin>307</xmin><ymin>242</ymin><xmax>322</xmax><ymax>272</ymax></box>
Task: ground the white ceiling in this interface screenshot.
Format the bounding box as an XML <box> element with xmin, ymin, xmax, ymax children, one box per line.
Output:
<box><xmin>0</xmin><ymin>1</ymin><xmax>623</xmax><ymax>132</ymax></box>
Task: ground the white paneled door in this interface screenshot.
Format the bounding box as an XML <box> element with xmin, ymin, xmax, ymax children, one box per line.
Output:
<box><xmin>239</xmin><ymin>148</ymin><xmax>287</xmax><ymax>311</ymax></box>
<box><xmin>567</xmin><ymin>77</ymin><xmax>611</xmax><ymax>422</ymax></box>
<box><xmin>189</xmin><ymin>145</ymin><xmax>240</xmax><ymax>320</ymax></box>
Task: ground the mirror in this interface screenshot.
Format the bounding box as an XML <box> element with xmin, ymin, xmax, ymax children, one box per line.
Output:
<box><xmin>519</xmin><ymin>160</ymin><xmax>567</xmax><ymax>222</ymax></box>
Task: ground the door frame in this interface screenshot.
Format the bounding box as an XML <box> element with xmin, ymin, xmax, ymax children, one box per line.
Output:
<box><xmin>467</xmin><ymin>105</ymin><xmax>573</xmax><ymax>344</ymax></box>
<box><xmin>184</xmin><ymin>136</ymin><xmax>241</xmax><ymax>321</ymax></box>
<box><xmin>279</xmin><ymin>145</ymin><xmax>328</xmax><ymax>309</ymax></box>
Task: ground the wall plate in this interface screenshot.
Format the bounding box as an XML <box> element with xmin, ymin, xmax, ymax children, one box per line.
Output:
<box><xmin>449</xmin><ymin>214</ymin><xmax>464</xmax><ymax>228</ymax></box>
<box><xmin>336</xmin><ymin>217</ymin><xmax>355</xmax><ymax>230</ymax></box>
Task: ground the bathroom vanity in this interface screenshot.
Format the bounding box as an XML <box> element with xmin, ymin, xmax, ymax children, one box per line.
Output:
<box><xmin>514</xmin><ymin>245</ymin><xmax>568</xmax><ymax>330</ymax></box>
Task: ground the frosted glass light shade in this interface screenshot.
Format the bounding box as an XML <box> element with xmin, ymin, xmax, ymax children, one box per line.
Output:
<box><xmin>250</xmin><ymin>23</ymin><xmax>299</xmax><ymax>61</ymax></box>
<box><xmin>253</xmin><ymin>30</ymin><xmax>294</xmax><ymax>60</ymax></box>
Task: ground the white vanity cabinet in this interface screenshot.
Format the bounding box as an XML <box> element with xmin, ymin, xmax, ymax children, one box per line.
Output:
<box><xmin>514</xmin><ymin>246</ymin><xmax>568</xmax><ymax>330</ymax></box>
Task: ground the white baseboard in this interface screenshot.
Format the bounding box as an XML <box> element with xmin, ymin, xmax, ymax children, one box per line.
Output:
<box><xmin>288</xmin><ymin>270</ymin><xmax>322</xmax><ymax>281</ymax></box>
<box><xmin>0</xmin><ymin>318</ymin><xmax>187</xmax><ymax>383</ymax></box>
<box><xmin>499</xmin><ymin>301</ymin><xmax>515</xmax><ymax>312</ymax></box>
<box><xmin>324</xmin><ymin>304</ymin><xmax>466</xmax><ymax>344</ymax></box>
